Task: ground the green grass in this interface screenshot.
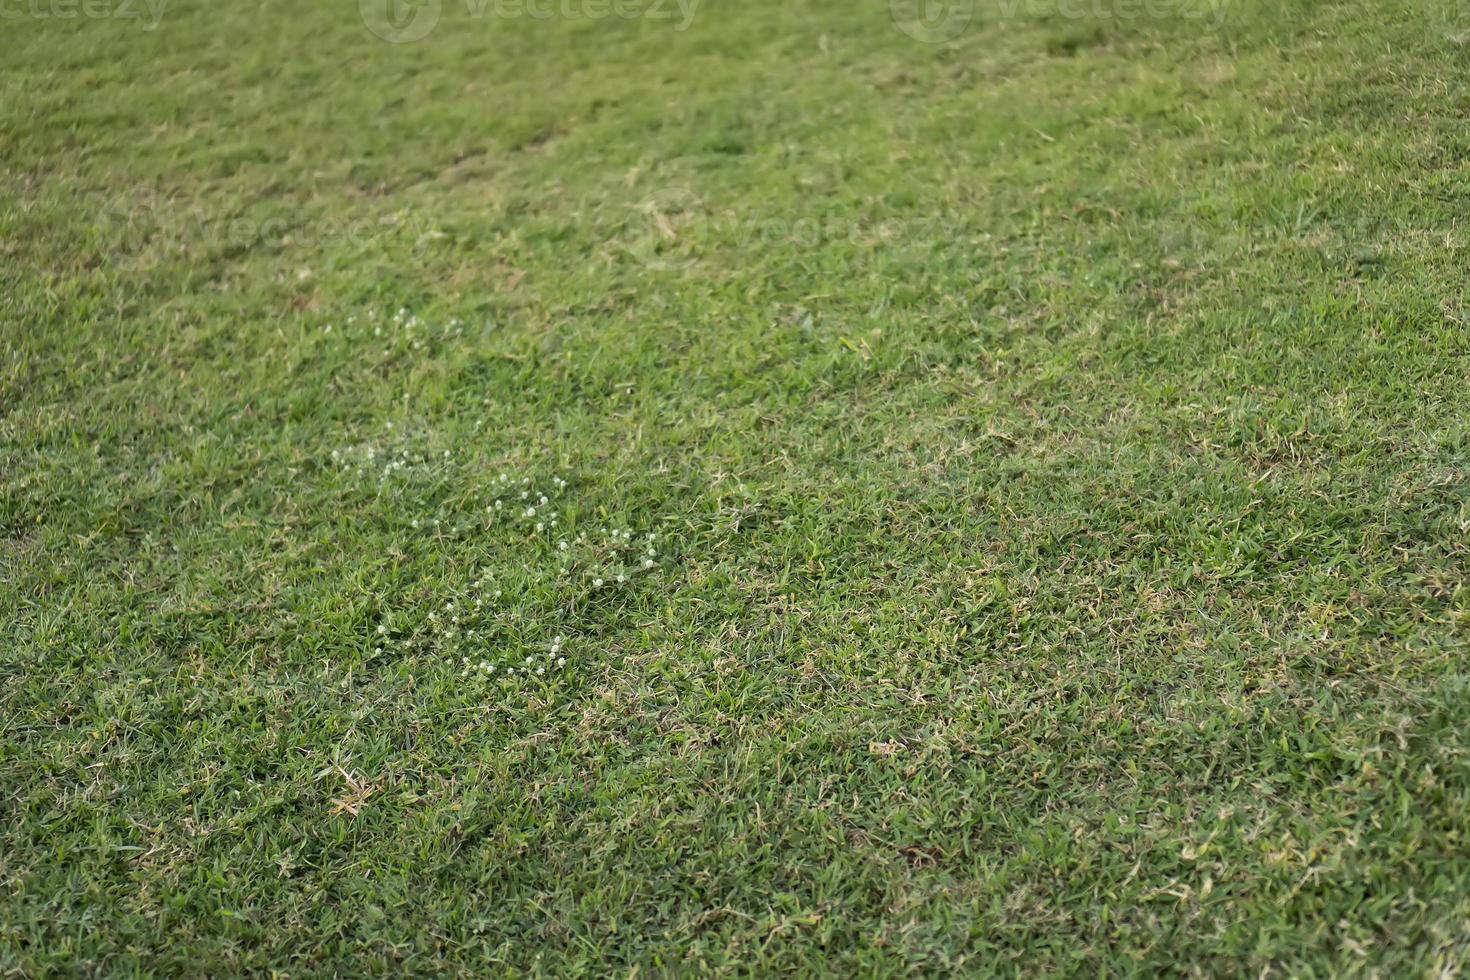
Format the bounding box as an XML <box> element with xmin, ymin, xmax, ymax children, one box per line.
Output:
<box><xmin>4</xmin><ymin>0</ymin><xmax>1470</xmax><ymax>973</ymax></box>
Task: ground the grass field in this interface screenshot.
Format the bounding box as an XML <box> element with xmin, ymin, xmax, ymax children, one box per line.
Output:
<box><xmin>4</xmin><ymin>0</ymin><xmax>1470</xmax><ymax>973</ymax></box>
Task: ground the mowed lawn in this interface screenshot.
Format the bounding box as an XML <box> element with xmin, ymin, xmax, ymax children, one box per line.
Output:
<box><xmin>4</xmin><ymin>0</ymin><xmax>1470</xmax><ymax>973</ymax></box>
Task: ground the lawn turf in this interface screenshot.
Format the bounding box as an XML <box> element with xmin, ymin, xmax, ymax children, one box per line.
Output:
<box><xmin>3</xmin><ymin>0</ymin><xmax>1470</xmax><ymax>973</ymax></box>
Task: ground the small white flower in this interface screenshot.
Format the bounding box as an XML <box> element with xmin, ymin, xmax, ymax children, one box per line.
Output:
<box><xmin>644</xmin><ymin>558</ymin><xmax>654</xmax><ymax>568</ymax></box>
<box><xmin>556</xmin><ymin>657</ymin><xmax>566</xmax><ymax>667</ymax></box>
<box><xmin>593</xmin><ymin>578</ymin><xmax>604</xmax><ymax>587</ymax></box>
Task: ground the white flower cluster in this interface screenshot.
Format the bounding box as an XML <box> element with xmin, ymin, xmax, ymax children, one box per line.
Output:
<box><xmin>321</xmin><ymin>307</ymin><xmax>470</xmax><ymax>357</ymax></box>
<box><xmin>354</xmin><ymin>462</ymin><xmax>666</xmax><ymax>696</ymax></box>
<box><xmin>329</xmin><ymin>440</ymin><xmax>436</xmax><ymax>484</ymax></box>
<box><xmin>568</xmin><ymin>527</ymin><xmax>659</xmax><ymax>585</ymax></box>
<box><xmin>456</xmin><ymin>632</ymin><xmax>569</xmax><ymax>680</ymax></box>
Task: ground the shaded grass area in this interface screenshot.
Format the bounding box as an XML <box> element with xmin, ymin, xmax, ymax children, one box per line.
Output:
<box><xmin>3</xmin><ymin>0</ymin><xmax>1470</xmax><ymax>973</ymax></box>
